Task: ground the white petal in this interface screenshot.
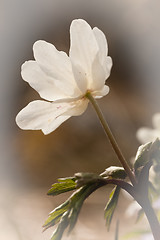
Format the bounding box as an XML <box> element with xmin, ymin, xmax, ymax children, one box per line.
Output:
<box><xmin>70</xmin><ymin>62</ymin><xmax>88</xmax><ymax>93</ymax></box>
<box><xmin>91</xmin><ymin>55</ymin><xmax>112</xmax><ymax>91</ymax></box>
<box><xmin>152</xmin><ymin>113</ymin><xmax>160</xmax><ymax>130</ymax></box>
<box><xmin>63</xmin><ymin>98</ymin><xmax>89</xmax><ymax>116</ymax></box>
<box><xmin>16</xmin><ymin>100</ymin><xmax>70</xmax><ymax>130</ymax></box>
<box><xmin>69</xmin><ymin>19</ymin><xmax>99</xmax><ymax>92</ymax></box>
<box><xmin>21</xmin><ymin>61</ymin><xmax>69</xmax><ymax>101</ymax></box>
<box><xmin>106</xmin><ymin>56</ymin><xmax>113</xmax><ymax>73</ymax></box>
<box><xmin>41</xmin><ymin>99</ymin><xmax>88</xmax><ymax>134</ymax></box>
<box><xmin>136</xmin><ymin>127</ymin><xmax>160</xmax><ymax>144</ymax></box>
<box><xmin>42</xmin><ymin>115</ymin><xmax>71</xmax><ymax>134</ymax></box>
<box><xmin>91</xmin><ymin>53</ymin><xmax>107</xmax><ymax>90</ymax></box>
<box><xmin>33</xmin><ymin>40</ymin><xmax>81</xmax><ymax>97</ymax></box>
<box><xmin>93</xmin><ymin>27</ymin><xmax>108</xmax><ymax>60</ymax></box>
<box><xmin>93</xmin><ymin>27</ymin><xmax>113</xmax><ymax>86</ymax></box>
<box><xmin>43</xmin><ymin>99</ymin><xmax>89</xmax><ymax>134</ymax></box>
<box><xmin>16</xmin><ymin>99</ymin><xmax>89</xmax><ymax>135</ymax></box>
<box><xmin>92</xmin><ymin>85</ymin><xmax>110</xmax><ymax>99</ymax></box>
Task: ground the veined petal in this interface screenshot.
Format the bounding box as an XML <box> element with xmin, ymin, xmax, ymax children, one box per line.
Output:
<box><xmin>42</xmin><ymin>98</ymin><xmax>89</xmax><ymax>134</ymax></box>
<box><xmin>16</xmin><ymin>99</ymin><xmax>89</xmax><ymax>135</ymax></box>
<box><xmin>33</xmin><ymin>40</ymin><xmax>81</xmax><ymax>97</ymax></box>
<box><xmin>69</xmin><ymin>19</ymin><xmax>99</xmax><ymax>92</ymax></box>
<box><xmin>63</xmin><ymin>98</ymin><xmax>89</xmax><ymax>116</ymax></box>
<box><xmin>16</xmin><ymin>100</ymin><xmax>70</xmax><ymax>130</ymax></box>
<box><xmin>21</xmin><ymin>61</ymin><xmax>69</xmax><ymax>101</ymax></box>
<box><xmin>136</xmin><ymin>127</ymin><xmax>160</xmax><ymax>144</ymax></box>
<box><xmin>42</xmin><ymin>115</ymin><xmax>71</xmax><ymax>134</ymax></box>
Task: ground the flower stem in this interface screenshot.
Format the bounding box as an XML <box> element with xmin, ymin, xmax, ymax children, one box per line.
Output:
<box><xmin>104</xmin><ymin>178</ymin><xmax>160</xmax><ymax>240</ymax></box>
<box><xmin>139</xmin><ymin>198</ymin><xmax>160</xmax><ymax>240</ymax></box>
<box><xmin>86</xmin><ymin>92</ymin><xmax>136</xmax><ymax>186</ymax></box>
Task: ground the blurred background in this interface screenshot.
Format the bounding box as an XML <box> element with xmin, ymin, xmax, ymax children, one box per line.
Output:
<box><xmin>1</xmin><ymin>0</ymin><xmax>160</xmax><ymax>239</ymax></box>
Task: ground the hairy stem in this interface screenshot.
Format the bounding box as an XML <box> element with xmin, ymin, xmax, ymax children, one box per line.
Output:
<box><xmin>86</xmin><ymin>92</ymin><xmax>136</xmax><ymax>186</ymax></box>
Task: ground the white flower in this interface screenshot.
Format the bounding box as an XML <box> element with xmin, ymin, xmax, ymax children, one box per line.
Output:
<box><xmin>136</xmin><ymin>113</ymin><xmax>160</xmax><ymax>144</ymax></box>
<box><xmin>16</xmin><ymin>19</ymin><xmax>112</xmax><ymax>134</ymax></box>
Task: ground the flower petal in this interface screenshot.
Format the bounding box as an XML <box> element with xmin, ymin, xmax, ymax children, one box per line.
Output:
<box><xmin>91</xmin><ymin>54</ymin><xmax>107</xmax><ymax>90</ymax></box>
<box><xmin>42</xmin><ymin>99</ymin><xmax>89</xmax><ymax>134</ymax></box>
<box><xmin>136</xmin><ymin>127</ymin><xmax>160</xmax><ymax>144</ymax></box>
<box><xmin>93</xmin><ymin>27</ymin><xmax>108</xmax><ymax>61</ymax></box>
<box><xmin>21</xmin><ymin>61</ymin><xmax>69</xmax><ymax>101</ymax></box>
<box><xmin>92</xmin><ymin>27</ymin><xmax>113</xmax><ymax>88</ymax></box>
<box><xmin>93</xmin><ymin>85</ymin><xmax>110</xmax><ymax>99</ymax></box>
<box><xmin>16</xmin><ymin>99</ymin><xmax>89</xmax><ymax>135</ymax></box>
<box><xmin>42</xmin><ymin>115</ymin><xmax>71</xmax><ymax>134</ymax></box>
<box><xmin>152</xmin><ymin>113</ymin><xmax>160</xmax><ymax>130</ymax></box>
<box><xmin>33</xmin><ymin>40</ymin><xmax>81</xmax><ymax>97</ymax></box>
<box><xmin>69</xmin><ymin>19</ymin><xmax>99</xmax><ymax>92</ymax></box>
<box><xmin>16</xmin><ymin>100</ymin><xmax>69</xmax><ymax>130</ymax></box>
<box><xmin>91</xmin><ymin>55</ymin><xmax>112</xmax><ymax>90</ymax></box>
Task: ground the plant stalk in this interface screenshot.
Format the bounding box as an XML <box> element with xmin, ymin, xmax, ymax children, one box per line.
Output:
<box><xmin>86</xmin><ymin>92</ymin><xmax>136</xmax><ymax>186</ymax></box>
<box><xmin>137</xmin><ymin>196</ymin><xmax>160</xmax><ymax>240</ymax></box>
<box><xmin>104</xmin><ymin>178</ymin><xmax>160</xmax><ymax>240</ymax></box>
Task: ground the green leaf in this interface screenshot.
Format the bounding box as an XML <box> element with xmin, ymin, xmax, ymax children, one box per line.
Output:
<box><xmin>150</xmin><ymin>138</ymin><xmax>160</xmax><ymax>163</ymax></box>
<box><xmin>44</xmin><ymin>179</ymin><xmax>106</xmax><ymax>240</ymax></box>
<box><xmin>68</xmin><ymin>189</ymin><xmax>86</xmax><ymax>233</ymax></box>
<box><xmin>134</xmin><ymin>142</ymin><xmax>152</xmax><ymax>175</ymax></box>
<box><xmin>68</xmin><ymin>181</ymin><xmax>105</xmax><ymax>233</ymax></box>
<box><xmin>134</xmin><ymin>139</ymin><xmax>160</xmax><ymax>177</ymax></box>
<box><xmin>75</xmin><ymin>172</ymin><xmax>104</xmax><ymax>187</ymax></box>
<box><xmin>51</xmin><ymin>211</ymin><xmax>70</xmax><ymax>240</ymax></box>
<box><xmin>43</xmin><ymin>200</ymin><xmax>70</xmax><ymax>230</ymax></box>
<box><xmin>57</xmin><ymin>177</ymin><xmax>76</xmax><ymax>182</ymax></box>
<box><xmin>48</xmin><ymin>179</ymin><xmax>76</xmax><ymax>196</ymax></box>
<box><xmin>44</xmin><ymin>171</ymin><xmax>112</xmax><ymax>240</ymax></box>
<box><xmin>104</xmin><ymin>186</ymin><xmax>121</xmax><ymax>230</ymax></box>
<box><xmin>100</xmin><ymin>166</ymin><xmax>126</xmax><ymax>179</ymax></box>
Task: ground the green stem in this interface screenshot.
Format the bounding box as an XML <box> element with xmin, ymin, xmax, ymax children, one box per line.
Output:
<box><xmin>86</xmin><ymin>92</ymin><xmax>136</xmax><ymax>186</ymax></box>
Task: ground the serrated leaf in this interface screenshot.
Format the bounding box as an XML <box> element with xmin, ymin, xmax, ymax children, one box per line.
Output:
<box><xmin>68</xmin><ymin>187</ymin><xmax>89</xmax><ymax>231</ymax></box>
<box><xmin>100</xmin><ymin>166</ymin><xmax>126</xmax><ymax>179</ymax></box>
<box><xmin>44</xmin><ymin>172</ymin><xmax>108</xmax><ymax>240</ymax></box>
<box><xmin>58</xmin><ymin>177</ymin><xmax>76</xmax><ymax>182</ymax></box>
<box><xmin>68</xmin><ymin>180</ymin><xmax>107</xmax><ymax>233</ymax></box>
<box><xmin>104</xmin><ymin>186</ymin><xmax>121</xmax><ymax>230</ymax></box>
<box><xmin>48</xmin><ymin>179</ymin><xmax>76</xmax><ymax>196</ymax></box>
<box><xmin>51</xmin><ymin>211</ymin><xmax>69</xmax><ymax>240</ymax></box>
<box><xmin>43</xmin><ymin>200</ymin><xmax>70</xmax><ymax>230</ymax></box>
<box><xmin>68</xmin><ymin>198</ymin><xmax>84</xmax><ymax>233</ymax></box>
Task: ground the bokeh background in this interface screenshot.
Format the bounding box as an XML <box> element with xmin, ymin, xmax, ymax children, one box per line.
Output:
<box><xmin>1</xmin><ymin>0</ymin><xmax>160</xmax><ymax>239</ymax></box>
